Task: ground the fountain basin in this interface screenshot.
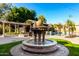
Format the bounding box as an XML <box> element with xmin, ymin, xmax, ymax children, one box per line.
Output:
<box><xmin>22</xmin><ymin>39</ymin><xmax>57</xmax><ymax>47</ymax></box>
<box><xmin>22</xmin><ymin>39</ymin><xmax>58</xmax><ymax>53</ymax></box>
<box><xmin>10</xmin><ymin>44</ymin><xmax>69</xmax><ymax>56</ymax></box>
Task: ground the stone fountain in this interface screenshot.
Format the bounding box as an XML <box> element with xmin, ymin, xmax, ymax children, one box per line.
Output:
<box><xmin>10</xmin><ymin>20</ymin><xmax>69</xmax><ymax>56</ymax></box>
<box><xmin>22</xmin><ymin>26</ymin><xmax>58</xmax><ymax>54</ymax></box>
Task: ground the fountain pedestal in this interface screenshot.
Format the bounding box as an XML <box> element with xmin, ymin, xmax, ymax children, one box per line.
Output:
<box><xmin>32</xmin><ymin>26</ymin><xmax>48</xmax><ymax>44</ymax></box>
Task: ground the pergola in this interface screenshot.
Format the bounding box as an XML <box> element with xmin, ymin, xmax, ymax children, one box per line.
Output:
<box><xmin>0</xmin><ymin>20</ymin><xmax>30</xmax><ymax>37</ymax></box>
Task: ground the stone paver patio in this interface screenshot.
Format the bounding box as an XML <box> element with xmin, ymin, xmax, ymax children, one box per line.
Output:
<box><xmin>0</xmin><ymin>36</ymin><xmax>29</xmax><ymax>45</ymax></box>
<box><xmin>0</xmin><ymin>35</ymin><xmax>79</xmax><ymax>45</ymax></box>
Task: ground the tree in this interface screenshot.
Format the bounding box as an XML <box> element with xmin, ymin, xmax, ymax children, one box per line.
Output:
<box><xmin>30</xmin><ymin>10</ymin><xmax>37</xmax><ymax>20</ymax></box>
<box><xmin>51</xmin><ymin>24</ymin><xmax>55</xmax><ymax>30</ymax></box>
<box><xmin>57</xmin><ymin>23</ymin><xmax>63</xmax><ymax>35</ymax></box>
<box><xmin>5</xmin><ymin>7</ymin><xmax>37</xmax><ymax>22</ymax></box>
<box><xmin>70</xmin><ymin>22</ymin><xmax>76</xmax><ymax>35</ymax></box>
<box><xmin>50</xmin><ymin>24</ymin><xmax>57</xmax><ymax>34</ymax></box>
<box><xmin>53</xmin><ymin>24</ymin><xmax>58</xmax><ymax>30</ymax></box>
<box><xmin>38</xmin><ymin>15</ymin><xmax>47</xmax><ymax>24</ymax></box>
<box><xmin>63</xmin><ymin>24</ymin><xmax>67</xmax><ymax>35</ymax></box>
<box><xmin>0</xmin><ymin>3</ymin><xmax>12</xmax><ymax>19</ymax></box>
<box><xmin>66</xmin><ymin>20</ymin><xmax>76</xmax><ymax>36</ymax></box>
<box><xmin>66</xmin><ymin>20</ymin><xmax>71</xmax><ymax>35</ymax></box>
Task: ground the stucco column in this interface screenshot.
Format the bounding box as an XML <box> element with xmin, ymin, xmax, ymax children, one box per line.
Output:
<box><xmin>17</xmin><ymin>25</ymin><xmax>19</xmax><ymax>34</ymax></box>
<box><xmin>9</xmin><ymin>23</ymin><xmax>11</xmax><ymax>35</ymax></box>
<box><xmin>15</xmin><ymin>24</ymin><xmax>17</xmax><ymax>33</ymax></box>
<box><xmin>2</xmin><ymin>22</ymin><xmax>5</xmax><ymax>37</ymax></box>
<box><xmin>23</xmin><ymin>25</ymin><xmax>26</xmax><ymax>33</ymax></box>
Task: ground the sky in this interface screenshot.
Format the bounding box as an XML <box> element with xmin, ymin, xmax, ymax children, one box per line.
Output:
<box><xmin>14</xmin><ymin>3</ymin><xmax>79</xmax><ymax>24</ymax></box>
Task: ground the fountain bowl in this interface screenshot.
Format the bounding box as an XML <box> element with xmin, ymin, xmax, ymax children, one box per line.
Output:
<box><xmin>22</xmin><ymin>39</ymin><xmax>58</xmax><ymax>54</ymax></box>
<box><xmin>22</xmin><ymin>39</ymin><xmax>57</xmax><ymax>48</ymax></box>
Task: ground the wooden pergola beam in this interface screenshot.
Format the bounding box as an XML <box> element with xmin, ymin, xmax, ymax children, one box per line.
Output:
<box><xmin>0</xmin><ymin>20</ymin><xmax>31</xmax><ymax>37</ymax></box>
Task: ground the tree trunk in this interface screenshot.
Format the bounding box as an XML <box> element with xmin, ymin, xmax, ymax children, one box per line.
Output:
<box><xmin>58</xmin><ymin>29</ymin><xmax>61</xmax><ymax>36</ymax></box>
<box><xmin>71</xmin><ymin>30</ymin><xmax>74</xmax><ymax>36</ymax></box>
<box><xmin>60</xmin><ymin>29</ymin><xmax>61</xmax><ymax>35</ymax></box>
<box><xmin>64</xmin><ymin>30</ymin><xmax>67</xmax><ymax>35</ymax></box>
<box><xmin>69</xmin><ymin>28</ymin><xmax>71</xmax><ymax>36</ymax></box>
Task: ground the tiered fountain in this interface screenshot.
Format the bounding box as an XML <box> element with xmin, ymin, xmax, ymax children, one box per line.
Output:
<box><xmin>22</xmin><ymin>26</ymin><xmax>58</xmax><ymax>54</ymax></box>
<box><xmin>10</xmin><ymin>20</ymin><xmax>69</xmax><ymax>56</ymax></box>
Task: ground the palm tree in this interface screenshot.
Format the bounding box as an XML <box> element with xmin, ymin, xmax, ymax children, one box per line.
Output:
<box><xmin>53</xmin><ymin>24</ymin><xmax>58</xmax><ymax>30</ymax></box>
<box><xmin>63</xmin><ymin>24</ymin><xmax>67</xmax><ymax>35</ymax></box>
<box><xmin>66</xmin><ymin>20</ymin><xmax>71</xmax><ymax>35</ymax></box>
<box><xmin>38</xmin><ymin>15</ymin><xmax>46</xmax><ymax>25</ymax></box>
<box><xmin>34</xmin><ymin>15</ymin><xmax>46</xmax><ymax>28</ymax></box>
<box><xmin>50</xmin><ymin>24</ymin><xmax>58</xmax><ymax>35</ymax></box>
<box><xmin>70</xmin><ymin>22</ymin><xmax>76</xmax><ymax>35</ymax></box>
<box><xmin>66</xmin><ymin>20</ymin><xmax>76</xmax><ymax>36</ymax></box>
<box><xmin>57</xmin><ymin>23</ymin><xmax>63</xmax><ymax>35</ymax></box>
<box><xmin>53</xmin><ymin>24</ymin><xmax>58</xmax><ymax>34</ymax></box>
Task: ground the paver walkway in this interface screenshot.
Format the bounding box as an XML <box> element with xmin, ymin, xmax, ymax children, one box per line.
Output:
<box><xmin>0</xmin><ymin>35</ymin><xmax>79</xmax><ymax>45</ymax></box>
<box><xmin>46</xmin><ymin>35</ymin><xmax>79</xmax><ymax>44</ymax></box>
<box><xmin>0</xmin><ymin>36</ymin><xmax>30</xmax><ymax>45</ymax></box>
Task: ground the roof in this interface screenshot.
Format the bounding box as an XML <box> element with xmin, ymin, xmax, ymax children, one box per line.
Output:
<box><xmin>0</xmin><ymin>20</ymin><xmax>30</xmax><ymax>25</ymax></box>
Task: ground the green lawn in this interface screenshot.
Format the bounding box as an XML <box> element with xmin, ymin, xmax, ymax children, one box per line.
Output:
<box><xmin>0</xmin><ymin>38</ymin><xmax>79</xmax><ymax>56</ymax></box>
<box><xmin>0</xmin><ymin>41</ymin><xmax>22</xmax><ymax>56</ymax></box>
<box><xmin>49</xmin><ymin>38</ymin><xmax>79</xmax><ymax>56</ymax></box>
